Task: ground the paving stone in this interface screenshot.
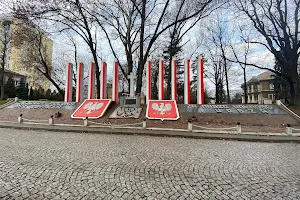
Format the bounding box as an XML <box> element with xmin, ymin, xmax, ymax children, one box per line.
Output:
<box><xmin>0</xmin><ymin>128</ymin><xmax>299</xmax><ymax>199</ymax></box>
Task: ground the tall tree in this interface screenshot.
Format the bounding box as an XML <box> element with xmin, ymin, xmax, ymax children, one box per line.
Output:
<box><xmin>90</xmin><ymin>0</ymin><xmax>220</xmax><ymax>93</ymax></box>
<box><xmin>14</xmin><ymin>0</ymin><xmax>102</xmax><ymax>98</ymax></box>
<box><xmin>4</xmin><ymin>75</ymin><xmax>16</xmax><ymax>98</ymax></box>
<box><xmin>0</xmin><ymin>20</ymin><xmax>12</xmax><ymax>100</ymax></box>
<box><xmin>205</xmin><ymin>48</ymin><xmax>225</xmax><ymax>104</ymax></box>
<box><xmin>163</xmin><ymin>16</ymin><xmax>201</xmax><ymax>99</ymax></box>
<box><xmin>234</xmin><ymin>0</ymin><xmax>300</xmax><ymax>106</ymax></box>
<box><xmin>90</xmin><ymin>0</ymin><xmax>140</xmax><ymax>85</ymax></box>
<box><xmin>229</xmin><ymin>30</ymin><xmax>251</xmax><ymax>104</ymax></box>
<box><xmin>273</xmin><ymin>60</ymin><xmax>291</xmax><ymax>104</ymax></box>
<box><xmin>16</xmin><ymin>77</ymin><xmax>27</xmax><ymax>99</ymax></box>
<box><xmin>207</xmin><ymin>16</ymin><xmax>232</xmax><ymax>103</ymax></box>
<box><xmin>132</xmin><ymin>0</ymin><xmax>218</xmax><ymax>93</ymax></box>
<box><xmin>10</xmin><ymin>19</ymin><xmax>64</xmax><ymax>97</ymax></box>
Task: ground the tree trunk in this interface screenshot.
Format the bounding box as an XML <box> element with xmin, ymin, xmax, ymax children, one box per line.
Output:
<box><xmin>90</xmin><ymin>50</ymin><xmax>100</xmax><ymax>99</ymax></box>
<box><xmin>0</xmin><ymin>38</ymin><xmax>7</xmax><ymax>100</ymax></box>
<box><xmin>0</xmin><ymin>66</ymin><xmax>4</xmax><ymax>100</ymax></box>
<box><xmin>44</xmin><ymin>73</ymin><xmax>64</xmax><ymax>98</ymax></box>
<box><xmin>126</xmin><ymin>51</ymin><xmax>133</xmax><ymax>93</ymax></box>
<box><xmin>0</xmin><ymin>85</ymin><xmax>4</xmax><ymax>100</ymax></box>
<box><xmin>243</xmin><ymin>68</ymin><xmax>247</xmax><ymax>104</ymax></box>
<box><xmin>224</xmin><ymin>64</ymin><xmax>230</xmax><ymax>103</ymax></box>
<box><xmin>152</xmin><ymin>70</ymin><xmax>159</xmax><ymax>100</ymax></box>
<box><xmin>136</xmin><ymin>61</ymin><xmax>144</xmax><ymax>94</ymax></box>
<box><xmin>136</xmin><ymin>0</ymin><xmax>146</xmax><ymax>94</ymax></box>
<box><xmin>215</xmin><ymin>78</ymin><xmax>219</xmax><ymax>103</ymax></box>
<box><xmin>289</xmin><ymin>78</ymin><xmax>300</xmax><ymax>106</ymax></box>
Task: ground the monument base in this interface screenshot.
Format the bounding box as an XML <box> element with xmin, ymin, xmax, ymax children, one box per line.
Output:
<box><xmin>109</xmin><ymin>106</ymin><xmax>142</xmax><ymax>119</ymax></box>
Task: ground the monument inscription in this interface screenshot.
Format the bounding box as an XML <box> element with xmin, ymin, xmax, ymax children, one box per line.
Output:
<box><xmin>179</xmin><ymin>104</ymin><xmax>286</xmax><ymax>115</ymax></box>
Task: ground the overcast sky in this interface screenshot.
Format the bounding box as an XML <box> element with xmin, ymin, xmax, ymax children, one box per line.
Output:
<box><xmin>50</xmin><ymin>6</ymin><xmax>275</xmax><ymax>95</ymax></box>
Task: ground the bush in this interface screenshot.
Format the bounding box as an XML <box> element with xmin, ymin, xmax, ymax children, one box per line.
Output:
<box><xmin>4</xmin><ymin>75</ymin><xmax>16</xmax><ymax>98</ymax></box>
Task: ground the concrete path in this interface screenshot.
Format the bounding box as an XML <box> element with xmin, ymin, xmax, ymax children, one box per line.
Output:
<box><xmin>0</xmin><ymin>128</ymin><xmax>300</xmax><ymax>199</ymax></box>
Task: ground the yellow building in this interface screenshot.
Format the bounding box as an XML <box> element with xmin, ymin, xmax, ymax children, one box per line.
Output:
<box><xmin>242</xmin><ymin>71</ymin><xmax>276</xmax><ymax>104</ymax></box>
<box><xmin>1</xmin><ymin>17</ymin><xmax>53</xmax><ymax>90</ymax></box>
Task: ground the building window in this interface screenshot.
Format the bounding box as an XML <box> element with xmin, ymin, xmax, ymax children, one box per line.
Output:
<box><xmin>268</xmin><ymin>94</ymin><xmax>273</xmax><ymax>100</ymax></box>
<box><xmin>269</xmin><ymin>83</ymin><xmax>274</xmax><ymax>90</ymax></box>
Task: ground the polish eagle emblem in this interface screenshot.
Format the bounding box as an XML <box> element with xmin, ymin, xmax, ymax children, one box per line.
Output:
<box><xmin>152</xmin><ymin>103</ymin><xmax>173</xmax><ymax>115</ymax></box>
<box><xmin>83</xmin><ymin>102</ymin><xmax>104</xmax><ymax>114</ymax></box>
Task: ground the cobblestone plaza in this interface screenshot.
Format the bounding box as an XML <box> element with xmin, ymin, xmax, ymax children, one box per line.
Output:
<box><xmin>0</xmin><ymin>128</ymin><xmax>299</xmax><ymax>199</ymax></box>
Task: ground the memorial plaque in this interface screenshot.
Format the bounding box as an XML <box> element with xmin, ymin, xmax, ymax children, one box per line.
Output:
<box><xmin>8</xmin><ymin>101</ymin><xmax>77</xmax><ymax>110</ymax></box>
<box><xmin>71</xmin><ymin>99</ymin><xmax>112</xmax><ymax>119</ymax></box>
<box><xmin>147</xmin><ymin>100</ymin><xmax>180</xmax><ymax>120</ymax></box>
<box><xmin>179</xmin><ymin>104</ymin><xmax>287</xmax><ymax>115</ymax></box>
<box><xmin>125</xmin><ymin>98</ymin><xmax>137</xmax><ymax>105</ymax></box>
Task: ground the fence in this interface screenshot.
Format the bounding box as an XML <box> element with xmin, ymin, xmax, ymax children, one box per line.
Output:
<box><xmin>16</xmin><ymin>114</ymin><xmax>299</xmax><ymax>136</ymax></box>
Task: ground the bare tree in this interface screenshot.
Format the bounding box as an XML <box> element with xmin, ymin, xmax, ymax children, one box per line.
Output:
<box><xmin>205</xmin><ymin>48</ymin><xmax>225</xmax><ymax>104</ymax></box>
<box><xmin>90</xmin><ymin>0</ymin><xmax>220</xmax><ymax>94</ymax></box>
<box><xmin>132</xmin><ymin>0</ymin><xmax>220</xmax><ymax>93</ymax></box>
<box><xmin>234</xmin><ymin>0</ymin><xmax>300</xmax><ymax>106</ymax></box>
<box><xmin>205</xmin><ymin>15</ymin><xmax>232</xmax><ymax>103</ymax></box>
<box><xmin>14</xmin><ymin>0</ymin><xmax>103</xmax><ymax>98</ymax></box>
<box><xmin>0</xmin><ymin>20</ymin><xmax>11</xmax><ymax>99</ymax></box>
<box><xmin>229</xmin><ymin>28</ymin><xmax>251</xmax><ymax>104</ymax></box>
<box><xmin>89</xmin><ymin>0</ymin><xmax>140</xmax><ymax>84</ymax></box>
<box><xmin>11</xmin><ymin>20</ymin><xmax>64</xmax><ymax>97</ymax></box>
<box><xmin>164</xmin><ymin>15</ymin><xmax>204</xmax><ymax>99</ymax></box>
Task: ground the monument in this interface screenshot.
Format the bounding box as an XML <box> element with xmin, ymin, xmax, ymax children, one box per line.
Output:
<box><xmin>109</xmin><ymin>72</ymin><xmax>142</xmax><ymax>119</ymax></box>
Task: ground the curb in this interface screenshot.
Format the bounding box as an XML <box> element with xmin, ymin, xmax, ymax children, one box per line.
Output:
<box><xmin>0</xmin><ymin>122</ymin><xmax>299</xmax><ymax>143</ymax></box>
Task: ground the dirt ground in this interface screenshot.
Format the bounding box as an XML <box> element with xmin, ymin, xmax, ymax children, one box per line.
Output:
<box><xmin>0</xmin><ymin>103</ymin><xmax>299</xmax><ymax>133</ymax></box>
<box><xmin>289</xmin><ymin>106</ymin><xmax>300</xmax><ymax>116</ymax></box>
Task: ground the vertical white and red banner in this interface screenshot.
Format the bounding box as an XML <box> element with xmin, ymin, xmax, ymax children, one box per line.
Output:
<box><xmin>100</xmin><ymin>61</ymin><xmax>107</xmax><ymax>99</ymax></box>
<box><xmin>197</xmin><ymin>56</ymin><xmax>205</xmax><ymax>104</ymax></box>
<box><xmin>171</xmin><ymin>58</ymin><xmax>177</xmax><ymax>101</ymax></box>
<box><xmin>184</xmin><ymin>59</ymin><xmax>191</xmax><ymax>104</ymax></box>
<box><xmin>112</xmin><ymin>60</ymin><xmax>118</xmax><ymax>104</ymax></box>
<box><xmin>64</xmin><ymin>62</ymin><xmax>73</xmax><ymax>102</ymax></box>
<box><xmin>146</xmin><ymin>60</ymin><xmax>151</xmax><ymax>103</ymax></box>
<box><xmin>76</xmin><ymin>62</ymin><xmax>84</xmax><ymax>102</ymax></box>
<box><xmin>158</xmin><ymin>59</ymin><xmax>164</xmax><ymax>100</ymax></box>
<box><xmin>88</xmin><ymin>62</ymin><xmax>95</xmax><ymax>99</ymax></box>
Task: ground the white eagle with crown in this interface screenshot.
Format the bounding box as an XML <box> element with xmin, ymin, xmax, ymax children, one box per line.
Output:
<box><xmin>83</xmin><ymin>102</ymin><xmax>104</xmax><ymax>114</ymax></box>
<box><xmin>152</xmin><ymin>103</ymin><xmax>173</xmax><ymax>115</ymax></box>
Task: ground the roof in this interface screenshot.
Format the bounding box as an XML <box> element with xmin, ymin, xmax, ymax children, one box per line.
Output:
<box><xmin>4</xmin><ymin>69</ymin><xmax>27</xmax><ymax>77</ymax></box>
<box><xmin>256</xmin><ymin>71</ymin><xmax>275</xmax><ymax>81</ymax></box>
<box><xmin>248</xmin><ymin>71</ymin><xmax>275</xmax><ymax>84</ymax></box>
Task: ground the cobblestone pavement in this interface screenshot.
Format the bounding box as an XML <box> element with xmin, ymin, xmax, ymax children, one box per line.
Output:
<box><xmin>0</xmin><ymin>128</ymin><xmax>300</xmax><ymax>199</ymax></box>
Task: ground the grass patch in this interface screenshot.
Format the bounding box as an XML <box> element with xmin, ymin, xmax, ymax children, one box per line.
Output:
<box><xmin>0</xmin><ymin>100</ymin><xmax>8</xmax><ymax>106</ymax></box>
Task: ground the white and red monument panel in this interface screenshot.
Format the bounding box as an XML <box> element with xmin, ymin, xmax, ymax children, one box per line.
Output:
<box><xmin>112</xmin><ymin>61</ymin><xmax>119</xmax><ymax>103</ymax></box>
<box><xmin>71</xmin><ymin>99</ymin><xmax>112</xmax><ymax>119</ymax></box>
<box><xmin>197</xmin><ymin>57</ymin><xmax>205</xmax><ymax>104</ymax></box>
<box><xmin>88</xmin><ymin>62</ymin><xmax>95</xmax><ymax>99</ymax></box>
<box><xmin>158</xmin><ymin>59</ymin><xmax>164</xmax><ymax>100</ymax></box>
<box><xmin>64</xmin><ymin>62</ymin><xmax>73</xmax><ymax>102</ymax></box>
<box><xmin>146</xmin><ymin>60</ymin><xmax>152</xmax><ymax>103</ymax></box>
<box><xmin>146</xmin><ymin>100</ymin><xmax>180</xmax><ymax>120</ymax></box>
<box><xmin>171</xmin><ymin>58</ymin><xmax>177</xmax><ymax>101</ymax></box>
<box><xmin>100</xmin><ymin>61</ymin><xmax>107</xmax><ymax>99</ymax></box>
<box><xmin>76</xmin><ymin>62</ymin><xmax>84</xmax><ymax>102</ymax></box>
<box><xmin>184</xmin><ymin>59</ymin><xmax>191</xmax><ymax>104</ymax></box>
